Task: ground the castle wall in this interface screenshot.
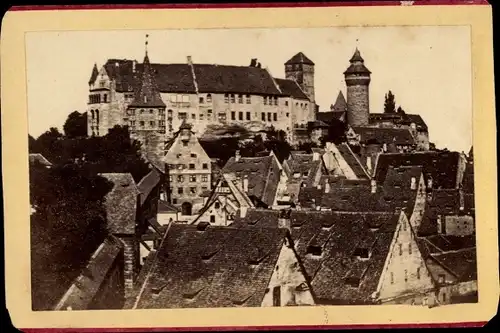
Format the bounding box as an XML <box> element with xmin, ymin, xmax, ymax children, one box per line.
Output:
<box><xmin>346</xmin><ymin>84</ymin><xmax>370</xmax><ymax>127</ymax></box>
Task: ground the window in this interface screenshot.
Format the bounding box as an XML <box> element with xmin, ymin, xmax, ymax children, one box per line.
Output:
<box><xmin>399</xmin><ymin>244</ymin><xmax>403</xmax><ymax>256</ymax></box>
<box><xmin>178</xmin><ymin>187</ymin><xmax>184</xmax><ymax>194</ymax></box>
<box><xmin>274</xmin><ymin>96</ymin><xmax>278</xmax><ymax>105</ymax></box>
<box><xmin>246</xmin><ymin>112</ymin><xmax>251</xmax><ymax>120</ymax></box>
<box><xmin>140</xmin><ymin>109</ymin><xmax>144</xmax><ymax>114</ymax></box>
<box><xmin>404</xmin><ymin>270</ymin><xmax>408</xmax><ymax>282</ymax></box>
<box><xmin>200</xmin><ymin>114</ymin><xmax>204</xmax><ymax>120</ymax></box>
<box><xmin>286</xmin><ymin>113</ymin><xmax>289</xmax><ymax>117</ymax></box>
<box><xmin>191</xmin><ymin>114</ymin><xmax>196</xmax><ymax>120</ymax></box>
<box><xmin>239</xmin><ymin>112</ymin><xmax>243</xmax><ymax>120</ymax></box>
<box><xmin>139</xmin><ymin>121</ymin><xmax>145</xmax><ymax>127</ymax></box>
<box><xmin>231</xmin><ymin>111</ymin><xmax>236</xmax><ymax>120</ymax></box>
<box><xmin>409</xmin><ymin>243</ymin><xmax>412</xmax><ymax>254</ymax></box>
<box><xmin>103</xmin><ymin>94</ymin><xmax>107</xmax><ymax>103</ymax></box>
<box><xmin>210</xmin><ymin>215</ymin><xmax>215</xmax><ymax>223</ymax></box>
<box><xmin>190</xmin><ymin>175</ymin><xmax>197</xmax><ymax>182</ymax></box>
<box><xmin>183</xmin><ymin>142</ymin><xmax>188</xmax><ymax>147</ymax></box>
<box><xmin>230</xmin><ymin>94</ymin><xmax>235</xmax><ymax>103</ymax></box>
<box><xmin>261</xmin><ymin>113</ymin><xmax>266</xmax><ymax>121</ymax></box>
<box><xmin>390</xmin><ymin>272</ymin><xmax>394</xmax><ymax>284</ymax></box>
<box><xmin>191</xmin><ymin>153</ymin><xmax>197</xmax><ymax>158</ymax></box>
<box><xmin>273</xmin><ymin>113</ymin><xmax>277</xmax><ymax>121</ymax></box>
<box><xmin>224</xmin><ymin>94</ymin><xmax>229</xmax><ymax>103</ymax></box>
<box><xmin>202</xmin><ymin>163</ymin><xmax>208</xmax><ymax>169</ymax></box>
<box><xmin>149</xmin><ymin>109</ymin><xmax>154</xmax><ymax>114</ymax></box>
<box><xmin>199</xmin><ymin>97</ymin><xmax>204</xmax><ymax>103</ymax></box>
<box><xmin>442</xmin><ymin>293</ymin><xmax>447</xmax><ymax>302</ymax></box>
<box><xmin>150</xmin><ymin>121</ymin><xmax>155</xmax><ymax>127</ymax></box>
<box><xmin>172</xmin><ymin>198</ymin><xmax>178</xmax><ymax>204</ymax></box>
<box><xmin>168</xmin><ymin>109</ymin><xmax>173</xmax><ymax>118</ymax></box>
<box><xmin>417</xmin><ymin>268</ymin><xmax>421</xmax><ymax>280</ymax></box>
<box><xmin>169</xmin><ymin>176</ymin><xmax>173</xmax><ymax>182</ymax></box>
<box><xmin>202</xmin><ymin>186</ymin><xmax>208</xmax><ymax>191</ymax></box>
<box><xmin>178</xmin><ymin>112</ymin><xmax>187</xmax><ymax>120</ymax></box>
<box><xmin>238</xmin><ymin>94</ymin><xmax>243</xmax><ymax>104</ymax></box>
<box><xmin>190</xmin><ymin>187</ymin><xmax>196</xmax><ymax>195</ymax></box>
<box><xmin>268</xmin><ymin>113</ymin><xmax>272</xmax><ymax>121</ymax></box>
<box><xmin>272</xmin><ymin>286</ymin><xmax>281</xmax><ymax>307</ymax></box>
<box><xmin>202</xmin><ymin>175</ymin><xmax>208</xmax><ymax>182</ymax></box>
<box><xmin>207</xmin><ymin>94</ymin><xmax>212</xmax><ymax>103</ymax></box>
<box><xmin>246</xmin><ymin>94</ymin><xmax>251</xmax><ymax>104</ymax></box>
<box><xmin>438</xmin><ymin>274</ymin><xmax>445</xmax><ymax>284</ymax></box>
<box><xmin>285</xmin><ymin>101</ymin><xmax>288</xmax><ymax>106</ymax></box>
<box><xmin>218</xmin><ymin>113</ymin><xmax>226</xmax><ymax>121</ymax></box>
<box><xmin>215</xmin><ymin>202</ymin><xmax>220</xmax><ymax>209</ymax></box>
<box><xmin>189</xmin><ymin>164</ymin><xmax>195</xmax><ymax>170</ymax></box>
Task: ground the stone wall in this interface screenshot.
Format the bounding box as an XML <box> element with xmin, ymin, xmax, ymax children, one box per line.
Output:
<box><xmin>444</xmin><ymin>215</ymin><xmax>475</xmax><ymax>236</ymax></box>
<box><xmin>346</xmin><ymin>83</ymin><xmax>369</xmax><ymax>127</ymax></box>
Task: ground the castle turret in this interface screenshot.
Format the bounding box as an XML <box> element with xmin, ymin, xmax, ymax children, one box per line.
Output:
<box><xmin>344</xmin><ymin>48</ymin><xmax>371</xmax><ymax>127</ymax></box>
<box><xmin>285</xmin><ymin>52</ymin><xmax>315</xmax><ymax>104</ymax></box>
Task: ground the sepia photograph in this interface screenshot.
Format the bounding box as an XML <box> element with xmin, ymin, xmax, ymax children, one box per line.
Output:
<box><xmin>26</xmin><ymin>25</ymin><xmax>477</xmax><ymax>311</ymax></box>
<box><xmin>2</xmin><ymin>3</ymin><xmax>497</xmax><ymax>330</ymax></box>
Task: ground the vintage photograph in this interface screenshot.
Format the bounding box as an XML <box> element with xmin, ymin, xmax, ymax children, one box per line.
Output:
<box><xmin>26</xmin><ymin>26</ymin><xmax>477</xmax><ymax>312</ymax></box>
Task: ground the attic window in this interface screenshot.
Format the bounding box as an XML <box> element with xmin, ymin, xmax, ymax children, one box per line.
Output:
<box><xmin>197</xmin><ymin>221</ymin><xmax>210</xmax><ymax>231</ymax></box>
<box><xmin>306</xmin><ymin>245</ymin><xmax>322</xmax><ymax>257</ymax></box>
<box><xmin>293</xmin><ymin>172</ymin><xmax>301</xmax><ymax>178</ymax></box>
<box><xmin>344</xmin><ymin>276</ymin><xmax>361</xmax><ymax>288</ymax></box>
<box><xmin>353</xmin><ymin>247</ymin><xmax>371</xmax><ymax>259</ymax></box>
<box><xmin>215</xmin><ymin>202</ymin><xmax>220</xmax><ymax>209</ymax></box>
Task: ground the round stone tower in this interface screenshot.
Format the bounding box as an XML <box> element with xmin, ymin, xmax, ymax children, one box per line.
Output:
<box><xmin>344</xmin><ymin>48</ymin><xmax>371</xmax><ymax>127</ymax></box>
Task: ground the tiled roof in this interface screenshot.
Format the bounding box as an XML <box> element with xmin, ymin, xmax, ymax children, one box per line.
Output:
<box><xmin>97</xmin><ymin>58</ymin><xmax>315</xmax><ymax>97</ymax></box>
<box><xmin>100</xmin><ymin>173</ymin><xmax>139</xmax><ymax>234</ymax></box>
<box><xmin>54</xmin><ymin>236</ymin><xmax>124</xmax><ymax>310</ymax></box>
<box><xmin>344</xmin><ymin>49</ymin><xmax>371</xmax><ymax>75</ymax></box>
<box><xmin>283</xmin><ymin>153</ymin><xmax>321</xmax><ymax>184</ymax></box>
<box><xmin>336</xmin><ymin>143</ymin><xmax>370</xmax><ymax>179</ymax></box>
<box><xmin>285</xmin><ymin>52</ymin><xmax>315</xmax><ymax>65</ymax></box>
<box><xmin>430</xmin><ymin>248</ymin><xmax>477</xmax><ymax>282</ymax></box>
<box><xmin>289</xmin><ymin>210</ymin><xmax>400</xmax><ymax>303</ymax></box>
<box><xmin>352</xmin><ymin>126</ymin><xmax>416</xmax><ymax>146</ymax></box>
<box><xmin>232</xmin><ymin>209</ymin><xmax>280</xmax><ymax>228</ymax></box>
<box><xmin>89</xmin><ymin>63</ymin><xmax>99</xmax><ymax>85</ymax></box>
<box><xmin>332</xmin><ymin>91</ymin><xmax>348</xmax><ymax>112</ymax></box>
<box><xmin>368</xmin><ymin>113</ymin><xmax>428</xmax><ymax>132</ymax></box>
<box><xmin>158</xmin><ymin>199</ymin><xmax>178</xmax><ymax>213</ymax></box>
<box><xmin>128</xmin><ymin>54</ymin><xmax>166</xmax><ymax>108</ymax></box>
<box><xmin>275</xmin><ymin>78</ymin><xmax>309</xmax><ymax>100</ymax></box>
<box><xmin>297</xmin><ymin>187</ymin><xmax>324</xmax><ymax>208</ymax></box>
<box><xmin>223</xmin><ymin>155</ymin><xmax>281</xmax><ymax>207</ymax></box>
<box><xmin>131</xmin><ymin>224</ymin><xmax>288</xmax><ymax>308</ymax></box>
<box><xmin>374</xmin><ymin>151</ymin><xmax>461</xmax><ymax>189</ymax></box>
<box><xmin>417</xmin><ymin>234</ymin><xmax>476</xmax><ymax>256</ymax></box>
<box><xmin>136</xmin><ymin>168</ymin><xmax>162</xmax><ymax>206</ymax></box>
<box><xmin>316</xmin><ymin>111</ymin><xmax>346</xmax><ymax>124</ymax></box>
<box><xmin>29</xmin><ymin>153</ymin><xmax>53</xmax><ymax>167</ymax></box>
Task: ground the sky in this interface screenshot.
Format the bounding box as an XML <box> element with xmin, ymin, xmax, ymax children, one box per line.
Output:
<box><xmin>26</xmin><ymin>26</ymin><xmax>472</xmax><ymax>152</ymax></box>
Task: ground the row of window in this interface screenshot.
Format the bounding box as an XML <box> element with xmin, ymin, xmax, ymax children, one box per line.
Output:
<box><xmin>170</xmin><ymin>186</ymin><xmax>208</xmax><ymax>196</ymax></box>
<box><xmin>89</xmin><ymin>94</ymin><xmax>108</xmax><ymax>104</ymax></box>
<box><xmin>224</xmin><ymin>94</ymin><xmax>251</xmax><ymax>104</ymax></box>
<box><xmin>168</xmin><ymin>163</ymin><xmax>209</xmax><ymax>170</ymax></box>
<box><xmin>129</xmin><ymin>120</ymin><xmax>166</xmax><ymax>128</ymax></box>
<box><xmin>169</xmin><ymin>175</ymin><xmax>209</xmax><ymax>183</ymax></box>
<box><xmin>127</xmin><ymin>109</ymin><xmax>166</xmax><ymax>116</ymax></box>
<box><xmin>90</xmin><ymin>109</ymin><xmax>100</xmax><ymax>122</ymax></box>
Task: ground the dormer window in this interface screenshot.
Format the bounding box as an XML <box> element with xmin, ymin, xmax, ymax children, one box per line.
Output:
<box><xmin>293</xmin><ymin>172</ymin><xmax>300</xmax><ymax>178</ymax></box>
<box><xmin>344</xmin><ymin>276</ymin><xmax>361</xmax><ymax>288</ymax></box>
<box><xmin>306</xmin><ymin>245</ymin><xmax>322</xmax><ymax>257</ymax></box>
<box><xmin>353</xmin><ymin>247</ymin><xmax>371</xmax><ymax>259</ymax></box>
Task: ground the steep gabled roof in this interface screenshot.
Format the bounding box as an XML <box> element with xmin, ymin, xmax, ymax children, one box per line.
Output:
<box><xmin>29</xmin><ymin>153</ymin><xmax>53</xmax><ymax>167</ymax></box>
<box><xmin>274</xmin><ymin>78</ymin><xmax>309</xmax><ymax>100</ymax></box>
<box><xmin>131</xmin><ymin>224</ymin><xmax>289</xmax><ymax>308</ymax></box>
<box><xmin>99</xmin><ymin>173</ymin><xmax>139</xmax><ymax>234</ymax></box>
<box><xmin>289</xmin><ymin>210</ymin><xmax>400</xmax><ymax>304</ymax></box>
<box><xmin>88</xmin><ymin>63</ymin><xmax>99</xmax><ymax>85</ymax></box>
<box><xmin>136</xmin><ymin>168</ymin><xmax>162</xmax><ymax>206</ymax></box>
<box><xmin>285</xmin><ymin>52</ymin><xmax>315</xmax><ymax>65</ymax></box>
<box><xmin>352</xmin><ymin>126</ymin><xmax>416</xmax><ymax>146</ymax></box>
<box><xmin>128</xmin><ymin>54</ymin><xmax>166</xmax><ymax>108</ymax></box>
<box><xmin>374</xmin><ymin>151</ymin><xmax>461</xmax><ymax>189</ymax></box>
<box><xmin>232</xmin><ymin>208</ymin><xmax>280</xmax><ymax>228</ymax></box>
<box><xmin>336</xmin><ymin>143</ymin><xmax>371</xmax><ymax>179</ymax></box>
<box><xmin>332</xmin><ymin>91</ymin><xmax>348</xmax><ymax>112</ymax></box>
<box><xmin>222</xmin><ymin>155</ymin><xmax>281</xmax><ymax>207</ymax></box>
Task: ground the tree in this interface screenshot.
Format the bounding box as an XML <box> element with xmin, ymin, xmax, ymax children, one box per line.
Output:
<box><xmin>384</xmin><ymin>90</ymin><xmax>396</xmax><ymax>113</ymax></box>
<box><xmin>322</xmin><ymin>118</ymin><xmax>348</xmax><ymax>145</ymax></box>
<box><xmin>28</xmin><ymin>135</ymin><xmax>38</xmax><ymax>153</ymax></box>
<box><xmin>63</xmin><ymin>111</ymin><xmax>88</xmax><ymax>138</ymax></box>
<box><xmin>35</xmin><ymin>127</ymin><xmax>64</xmax><ymax>164</ymax></box>
<box><xmin>397</xmin><ymin>106</ymin><xmax>406</xmax><ymax>114</ymax></box>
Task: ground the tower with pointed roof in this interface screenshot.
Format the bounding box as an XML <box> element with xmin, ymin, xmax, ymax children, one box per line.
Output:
<box><xmin>344</xmin><ymin>48</ymin><xmax>371</xmax><ymax>127</ymax></box>
<box><xmin>285</xmin><ymin>52</ymin><xmax>315</xmax><ymax>105</ymax></box>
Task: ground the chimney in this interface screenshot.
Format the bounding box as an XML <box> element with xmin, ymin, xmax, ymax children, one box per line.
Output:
<box><xmin>370</xmin><ymin>179</ymin><xmax>377</xmax><ymax>193</ymax></box>
<box><xmin>235</xmin><ymin>150</ymin><xmax>241</xmax><ymax>162</ymax></box>
<box><xmin>313</xmin><ymin>151</ymin><xmax>320</xmax><ymax>161</ymax></box>
<box><xmin>383</xmin><ymin>143</ymin><xmax>387</xmax><ymax>152</ymax></box>
<box><xmin>324</xmin><ymin>179</ymin><xmax>330</xmax><ymax>193</ymax></box>
<box><xmin>243</xmin><ymin>175</ymin><xmax>249</xmax><ymax>193</ymax></box>
<box><xmin>132</xmin><ymin>60</ymin><xmax>137</xmax><ymax>73</ymax></box>
<box><xmin>366</xmin><ymin>156</ymin><xmax>372</xmax><ymax>172</ymax></box>
<box><xmin>437</xmin><ymin>215</ymin><xmax>443</xmax><ymax>234</ymax></box>
<box><xmin>427</xmin><ymin>177</ymin><xmax>433</xmax><ymax>189</ymax></box>
<box><xmin>459</xmin><ymin>189</ymin><xmax>465</xmax><ymax>211</ymax></box>
<box><xmin>240</xmin><ymin>206</ymin><xmax>248</xmax><ymax>218</ymax></box>
<box><xmin>257</xmin><ymin>62</ymin><xmax>262</xmax><ymax>68</ymax></box>
<box><xmin>250</xmin><ymin>58</ymin><xmax>257</xmax><ymax>67</ymax></box>
<box><xmin>410</xmin><ymin>177</ymin><xmax>417</xmax><ymax>190</ymax></box>
<box><xmin>187</xmin><ymin>56</ymin><xmax>192</xmax><ymax>65</ymax></box>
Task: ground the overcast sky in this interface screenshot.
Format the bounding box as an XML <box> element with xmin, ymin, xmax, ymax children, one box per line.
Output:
<box><xmin>26</xmin><ymin>26</ymin><xmax>472</xmax><ymax>152</ymax></box>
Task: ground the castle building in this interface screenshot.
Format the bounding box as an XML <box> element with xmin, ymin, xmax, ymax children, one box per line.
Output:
<box><xmin>86</xmin><ymin>41</ymin><xmax>316</xmax><ymax>145</ymax></box>
<box><xmin>344</xmin><ymin>48</ymin><xmax>371</xmax><ymax>127</ymax></box>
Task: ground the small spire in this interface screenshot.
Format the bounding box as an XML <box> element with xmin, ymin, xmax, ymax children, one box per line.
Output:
<box><xmin>350</xmin><ymin>47</ymin><xmax>364</xmax><ymax>63</ymax></box>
